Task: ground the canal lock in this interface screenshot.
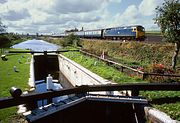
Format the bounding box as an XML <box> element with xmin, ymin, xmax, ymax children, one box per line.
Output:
<box><xmin>17</xmin><ymin>53</ymin><xmax>176</xmax><ymax>123</ymax></box>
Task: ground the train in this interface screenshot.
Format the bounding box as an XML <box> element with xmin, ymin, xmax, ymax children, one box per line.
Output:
<box><xmin>57</xmin><ymin>25</ymin><xmax>146</xmax><ymax>41</ymax></box>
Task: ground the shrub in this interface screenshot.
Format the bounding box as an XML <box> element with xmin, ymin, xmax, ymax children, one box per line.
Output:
<box><xmin>63</xmin><ymin>34</ymin><xmax>81</xmax><ymax>47</ymax></box>
<box><xmin>0</xmin><ymin>34</ymin><xmax>11</xmax><ymax>48</ymax></box>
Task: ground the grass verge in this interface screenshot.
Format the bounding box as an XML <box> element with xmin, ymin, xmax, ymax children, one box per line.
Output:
<box><xmin>62</xmin><ymin>51</ymin><xmax>144</xmax><ymax>83</ymax></box>
<box><xmin>0</xmin><ymin>50</ymin><xmax>31</xmax><ymax>122</ymax></box>
<box><xmin>140</xmin><ymin>91</ymin><xmax>180</xmax><ymax>121</ymax></box>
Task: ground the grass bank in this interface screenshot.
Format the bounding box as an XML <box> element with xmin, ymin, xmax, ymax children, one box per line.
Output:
<box><xmin>61</xmin><ymin>48</ymin><xmax>180</xmax><ymax>121</ymax></box>
<box><xmin>0</xmin><ymin>50</ymin><xmax>31</xmax><ymax>122</ymax></box>
<box><xmin>80</xmin><ymin>40</ymin><xmax>180</xmax><ymax>70</ymax></box>
<box><xmin>62</xmin><ymin>51</ymin><xmax>144</xmax><ymax>83</ymax></box>
<box><xmin>140</xmin><ymin>91</ymin><xmax>180</xmax><ymax>121</ymax></box>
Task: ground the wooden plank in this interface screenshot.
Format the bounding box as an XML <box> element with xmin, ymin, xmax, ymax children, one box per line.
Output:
<box><xmin>87</xmin><ymin>96</ymin><xmax>148</xmax><ymax>104</ymax></box>
<box><xmin>0</xmin><ymin>83</ymin><xmax>179</xmax><ymax>109</ymax></box>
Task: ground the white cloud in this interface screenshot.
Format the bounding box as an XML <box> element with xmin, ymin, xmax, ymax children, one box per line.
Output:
<box><xmin>139</xmin><ymin>0</ymin><xmax>164</xmax><ymax>16</ymax></box>
<box><xmin>0</xmin><ymin>0</ymin><xmax>162</xmax><ymax>33</ymax></box>
<box><xmin>107</xmin><ymin>0</ymin><xmax>122</xmax><ymax>3</ymax></box>
<box><xmin>51</xmin><ymin>0</ymin><xmax>106</xmax><ymax>14</ymax></box>
<box><xmin>113</xmin><ymin>5</ymin><xmax>139</xmax><ymax>26</ymax></box>
<box><xmin>0</xmin><ymin>0</ymin><xmax>110</xmax><ymax>33</ymax></box>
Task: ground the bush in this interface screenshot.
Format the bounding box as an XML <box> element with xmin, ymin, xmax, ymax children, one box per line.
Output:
<box><xmin>0</xmin><ymin>34</ymin><xmax>11</xmax><ymax>48</ymax></box>
<box><xmin>63</xmin><ymin>34</ymin><xmax>81</xmax><ymax>47</ymax></box>
<box><xmin>0</xmin><ymin>33</ymin><xmax>24</xmax><ymax>48</ymax></box>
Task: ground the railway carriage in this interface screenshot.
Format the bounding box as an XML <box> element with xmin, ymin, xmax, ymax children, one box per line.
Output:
<box><xmin>84</xmin><ymin>29</ymin><xmax>102</xmax><ymax>38</ymax></box>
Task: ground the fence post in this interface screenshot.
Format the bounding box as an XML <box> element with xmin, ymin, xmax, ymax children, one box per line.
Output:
<box><xmin>121</xmin><ymin>66</ymin><xmax>124</xmax><ymax>72</ymax></box>
<box><xmin>131</xmin><ymin>90</ymin><xmax>139</xmax><ymax>96</ymax></box>
<box><xmin>142</xmin><ymin>73</ymin><xmax>148</xmax><ymax>80</ymax></box>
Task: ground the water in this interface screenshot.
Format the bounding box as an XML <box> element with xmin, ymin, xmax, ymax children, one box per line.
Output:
<box><xmin>35</xmin><ymin>80</ymin><xmax>68</xmax><ymax>107</ymax></box>
<box><xmin>11</xmin><ymin>39</ymin><xmax>61</xmax><ymax>51</ymax></box>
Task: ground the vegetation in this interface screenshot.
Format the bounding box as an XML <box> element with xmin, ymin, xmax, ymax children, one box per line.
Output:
<box><xmin>0</xmin><ymin>33</ymin><xmax>30</xmax><ymax>48</ymax></box>
<box><xmin>0</xmin><ymin>34</ymin><xmax>11</xmax><ymax>48</ymax></box>
<box><xmin>62</xmin><ymin>51</ymin><xmax>143</xmax><ymax>83</ymax></box>
<box><xmin>60</xmin><ymin>34</ymin><xmax>81</xmax><ymax>47</ymax></box>
<box><xmin>0</xmin><ymin>19</ymin><xmax>6</xmax><ymax>33</ymax></box>
<box><xmin>81</xmin><ymin>40</ymin><xmax>180</xmax><ymax>71</ymax></box>
<box><xmin>0</xmin><ymin>50</ymin><xmax>31</xmax><ymax>122</ymax></box>
<box><xmin>0</xmin><ymin>19</ymin><xmax>30</xmax><ymax>48</ymax></box>
<box><xmin>62</xmin><ymin>48</ymin><xmax>180</xmax><ymax>121</ymax></box>
<box><xmin>41</xmin><ymin>34</ymin><xmax>81</xmax><ymax>47</ymax></box>
<box><xmin>145</xmin><ymin>31</ymin><xmax>161</xmax><ymax>36</ymax></box>
<box><xmin>140</xmin><ymin>91</ymin><xmax>180</xmax><ymax>121</ymax></box>
<box><xmin>154</xmin><ymin>0</ymin><xmax>180</xmax><ymax>69</ymax></box>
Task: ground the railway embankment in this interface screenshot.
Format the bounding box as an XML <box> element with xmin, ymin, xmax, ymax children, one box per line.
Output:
<box><xmin>80</xmin><ymin>40</ymin><xmax>180</xmax><ymax>76</ymax></box>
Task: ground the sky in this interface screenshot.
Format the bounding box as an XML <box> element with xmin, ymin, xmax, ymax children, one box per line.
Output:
<box><xmin>0</xmin><ymin>0</ymin><xmax>165</xmax><ymax>34</ymax></box>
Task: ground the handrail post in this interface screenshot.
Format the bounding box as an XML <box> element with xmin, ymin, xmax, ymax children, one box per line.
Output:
<box><xmin>131</xmin><ymin>90</ymin><xmax>139</xmax><ymax>96</ymax></box>
<box><xmin>121</xmin><ymin>66</ymin><xmax>124</xmax><ymax>72</ymax></box>
<box><xmin>142</xmin><ymin>73</ymin><xmax>148</xmax><ymax>80</ymax></box>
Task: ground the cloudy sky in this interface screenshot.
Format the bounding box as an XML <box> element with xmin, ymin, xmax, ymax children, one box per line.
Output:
<box><xmin>0</xmin><ymin>0</ymin><xmax>165</xmax><ymax>34</ymax></box>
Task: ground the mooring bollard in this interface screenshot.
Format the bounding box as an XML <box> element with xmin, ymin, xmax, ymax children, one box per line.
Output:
<box><xmin>46</xmin><ymin>74</ymin><xmax>53</xmax><ymax>90</ymax></box>
<box><xmin>1</xmin><ymin>55</ymin><xmax>7</xmax><ymax>61</ymax></box>
<box><xmin>13</xmin><ymin>66</ymin><xmax>17</xmax><ymax>72</ymax></box>
<box><xmin>10</xmin><ymin>87</ymin><xmax>22</xmax><ymax>97</ymax></box>
<box><xmin>18</xmin><ymin>59</ymin><xmax>21</xmax><ymax>64</ymax></box>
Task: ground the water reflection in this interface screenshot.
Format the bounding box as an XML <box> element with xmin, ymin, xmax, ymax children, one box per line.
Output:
<box><xmin>11</xmin><ymin>39</ymin><xmax>61</xmax><ymax>51</ymax></box>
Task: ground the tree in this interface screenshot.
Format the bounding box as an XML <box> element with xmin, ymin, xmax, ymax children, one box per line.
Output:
<box><xmin>63</xmin><ymin>34</ymin><xmax>80</xmax><ymax>47</ymax></box>
<box><xmin>0</xmin><ymin>19</ymin><xmax>10</xmax><ymax>48</ymax></box>
<box><xmin>0</xmin><ymin>19</ymin><xmax>6</xmax><ymax>33</ymax></box>
<box><xmin>154</xmin><ymin>0</ymin><xmax>180</xmax><ymax>69</ymax></box>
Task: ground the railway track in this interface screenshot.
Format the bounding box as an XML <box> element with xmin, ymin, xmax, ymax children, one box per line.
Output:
<box><xmin>145</xmin><ymin>35</ymin><xmax>163</xmax><ymax>43</ymax></box>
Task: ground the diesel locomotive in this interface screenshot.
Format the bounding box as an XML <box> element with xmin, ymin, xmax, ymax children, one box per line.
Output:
<box><xmin>59</xmin><ymin>25</ymin><xmax>145</xmax><ymax>41</ymax></box>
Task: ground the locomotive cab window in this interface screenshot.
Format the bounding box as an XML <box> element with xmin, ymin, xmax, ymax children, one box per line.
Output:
<box><xmin>137</xmin><ymin>26</ymin><xmax>145</xmax><ymax>32</ymax></box>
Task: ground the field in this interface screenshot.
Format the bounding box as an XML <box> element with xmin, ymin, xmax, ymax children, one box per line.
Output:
<box><xmin>145</xmin><ymin>31</ymin><xmax>161</xmax><ymax>36</ymax></box>
<box><xmin>0</xmin><ymin>50</ymin><xmax>31</xmax><ymax>122</ymax></box>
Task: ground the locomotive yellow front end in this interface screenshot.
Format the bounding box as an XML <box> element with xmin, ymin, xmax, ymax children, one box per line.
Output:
<box><xmin>136</xmin><ymin>26</ymin><xmax>145</xmax><ymax>41</ymax></box>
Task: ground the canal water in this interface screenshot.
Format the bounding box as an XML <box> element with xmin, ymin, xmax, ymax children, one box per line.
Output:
<box><xmin>35</xmin><ymin>80</ymin><xmax>68</xmax><ymax>107</ymax></box>
<box><xmin>12</xmin><ymin>39</ymin><xmax>64</xmax><ymax>107</ymax></box>
<box><xmin>11</xmin><ymin>39</ymin><xmax>61</xmax><ymax>51</ymax></box>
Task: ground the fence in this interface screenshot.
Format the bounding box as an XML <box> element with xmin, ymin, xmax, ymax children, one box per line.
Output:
<box><xmin>80</xmin><ymin>50</ymin><xmax>180</xmax><ymax>81</ymax></box>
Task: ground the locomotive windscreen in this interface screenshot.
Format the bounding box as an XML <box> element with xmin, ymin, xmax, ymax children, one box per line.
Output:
<box><xmin>137</xmin><ymin>26</ymin><xmax>145</xmax><ymax>32</ymax></box>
